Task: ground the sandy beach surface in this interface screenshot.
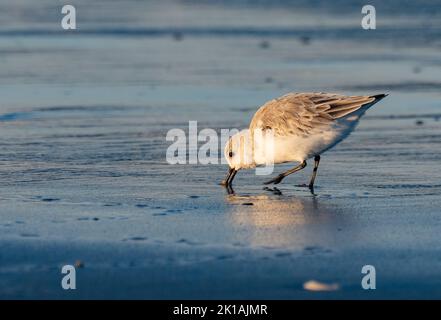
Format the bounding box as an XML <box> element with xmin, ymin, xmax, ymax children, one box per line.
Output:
<box><xmin>1</xmin><ymin>0</ymin><xmax>441</xmax><ymax>299</ymax></box>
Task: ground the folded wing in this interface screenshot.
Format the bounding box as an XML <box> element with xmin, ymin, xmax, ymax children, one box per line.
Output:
<box><xmin>249</xmin><ymin>92</ymin><xmax>379</xmax><ymax>137</ymax></box>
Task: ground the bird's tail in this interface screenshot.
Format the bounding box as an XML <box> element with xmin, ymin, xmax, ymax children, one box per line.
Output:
<box><xmin>370</xmin><ymin>93</ymin><xmax>389</xmax><ymax>102</ymax></box>
<box><xmin>348</xmin><ymin>93</ymin><xmax>388</xmax><ymax>119</ymax></box>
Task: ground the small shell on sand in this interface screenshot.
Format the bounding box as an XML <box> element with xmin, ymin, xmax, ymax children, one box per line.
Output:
<box><xmin>303</xmin><ymin>280</ymin><xmax>340</xmax><ymax>292</ymax></box>
<box><xmin>75</xmin><ymin>260</ymin><xmax>85</xmax><ymax>268</ymax></box>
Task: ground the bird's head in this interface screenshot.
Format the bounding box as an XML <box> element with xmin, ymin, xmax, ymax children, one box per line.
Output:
<box><xmin>224</xmin><ymin>129</ymin><xmax>255</xmax><ymax>170</ymax></box>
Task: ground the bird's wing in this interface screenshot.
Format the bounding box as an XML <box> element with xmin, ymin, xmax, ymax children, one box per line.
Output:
<box><xmin>249</xmin><ymin>92</ymin><xmax>378</xmax><ymax>137</ymax></box>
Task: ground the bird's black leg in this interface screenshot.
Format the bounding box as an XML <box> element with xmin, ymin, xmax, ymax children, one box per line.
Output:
<box><xmin>308</xmin><ymin>155</ymin><xmax>321</xmax><ymax>191</ymax></box>
<box><xmin>263</xmin><ymin>161</ymin><xmax>307</xmax><ymax>185</ymax></box>
<box><xmin>225</xmin><ymin>184</ymin><xmax>235</xmax><ymax>195</ymax></box>
<box><xmin>221</xmin><ymin>168</ymin><xmax>237</xmax><ymax>187</ymax></box>
<box><xmin>296</xmin><ymin>156</ymin><xmax>320</xmax><ymax>192</ymax></box>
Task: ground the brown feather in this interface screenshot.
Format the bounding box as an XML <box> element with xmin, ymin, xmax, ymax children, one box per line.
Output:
<box><xmin>249</xmin><ymin>92</ymin><xmax>378</xmax><ymax>137</ymax></box>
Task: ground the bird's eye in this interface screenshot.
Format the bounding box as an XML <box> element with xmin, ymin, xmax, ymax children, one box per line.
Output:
<box><xmin>228</xmin><ymin>151</ymin><xmax>234</xmax><ymax>157</ymax></box>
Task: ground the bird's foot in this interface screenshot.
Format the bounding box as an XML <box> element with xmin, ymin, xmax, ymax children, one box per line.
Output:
<box><xmin>263</xmin><ymin>175</ymin><xmax>284</xmax><ymax>185</ymax></box>
<box><xmin>225</xmin><ymin>184</ymin><xmax>235</xmax><ymax>195</ymax></box>
<box><xmin>221</xmin><ymin>181</ymin><xmax>234</xmax><ymax>193</ymax></box>
<box><xmin>296</xmin><ymin>183</ymin><xmax>316</xmax><ymax>194</ymax></box>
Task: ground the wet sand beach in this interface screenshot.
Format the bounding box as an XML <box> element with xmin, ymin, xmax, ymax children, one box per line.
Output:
<box><xmin>1</xmin><ymin>0</ymin><xmax>441</xmax><ymax>299</ymax></box>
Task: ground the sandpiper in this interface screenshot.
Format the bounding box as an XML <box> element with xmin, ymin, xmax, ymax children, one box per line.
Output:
<box><xmin>221</xmin><ymin>92</ymin><xmax>387</xmax><ymax>191</ymax></box>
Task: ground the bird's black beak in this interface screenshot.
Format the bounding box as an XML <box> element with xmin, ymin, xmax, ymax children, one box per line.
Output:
<box><xmin>220</xmin><ymin>167</ymin><xmax>237</xmax><ymax>187</ymax></box>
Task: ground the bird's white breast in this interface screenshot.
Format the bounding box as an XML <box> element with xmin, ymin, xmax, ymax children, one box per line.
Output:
<box><xmin>253</xmin><ymin>113</ymin><xmax>363</xmax><ymax>165</ymax></box>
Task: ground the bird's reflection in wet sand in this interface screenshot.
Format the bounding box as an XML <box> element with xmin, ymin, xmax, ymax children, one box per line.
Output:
<box><xmin>225</xmin><ymin>187</ymin><xmax>348</xmax><ymax>249</ymax></box>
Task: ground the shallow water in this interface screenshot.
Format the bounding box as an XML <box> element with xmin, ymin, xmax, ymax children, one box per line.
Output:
<box><xmin>1</xmin><ymin>0</ymin><xmax>441</xmax><ymax>299</ymax></box>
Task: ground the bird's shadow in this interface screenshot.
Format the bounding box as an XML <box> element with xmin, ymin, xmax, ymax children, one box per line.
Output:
<box><xmin>263</xmin><ymin>186</ymin><xmax>283</xmax><ymax>195</ymax></box>
<box><xmin>224</xmin><ymin>185</ymin><xmax>317</xmax><ymax>196</ymax></box>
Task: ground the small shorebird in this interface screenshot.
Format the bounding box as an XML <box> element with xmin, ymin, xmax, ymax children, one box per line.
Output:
<box><xmin>221</xmin><ymin>92</ymin><xmax>387</xmax><ymax>191</ymax></box>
